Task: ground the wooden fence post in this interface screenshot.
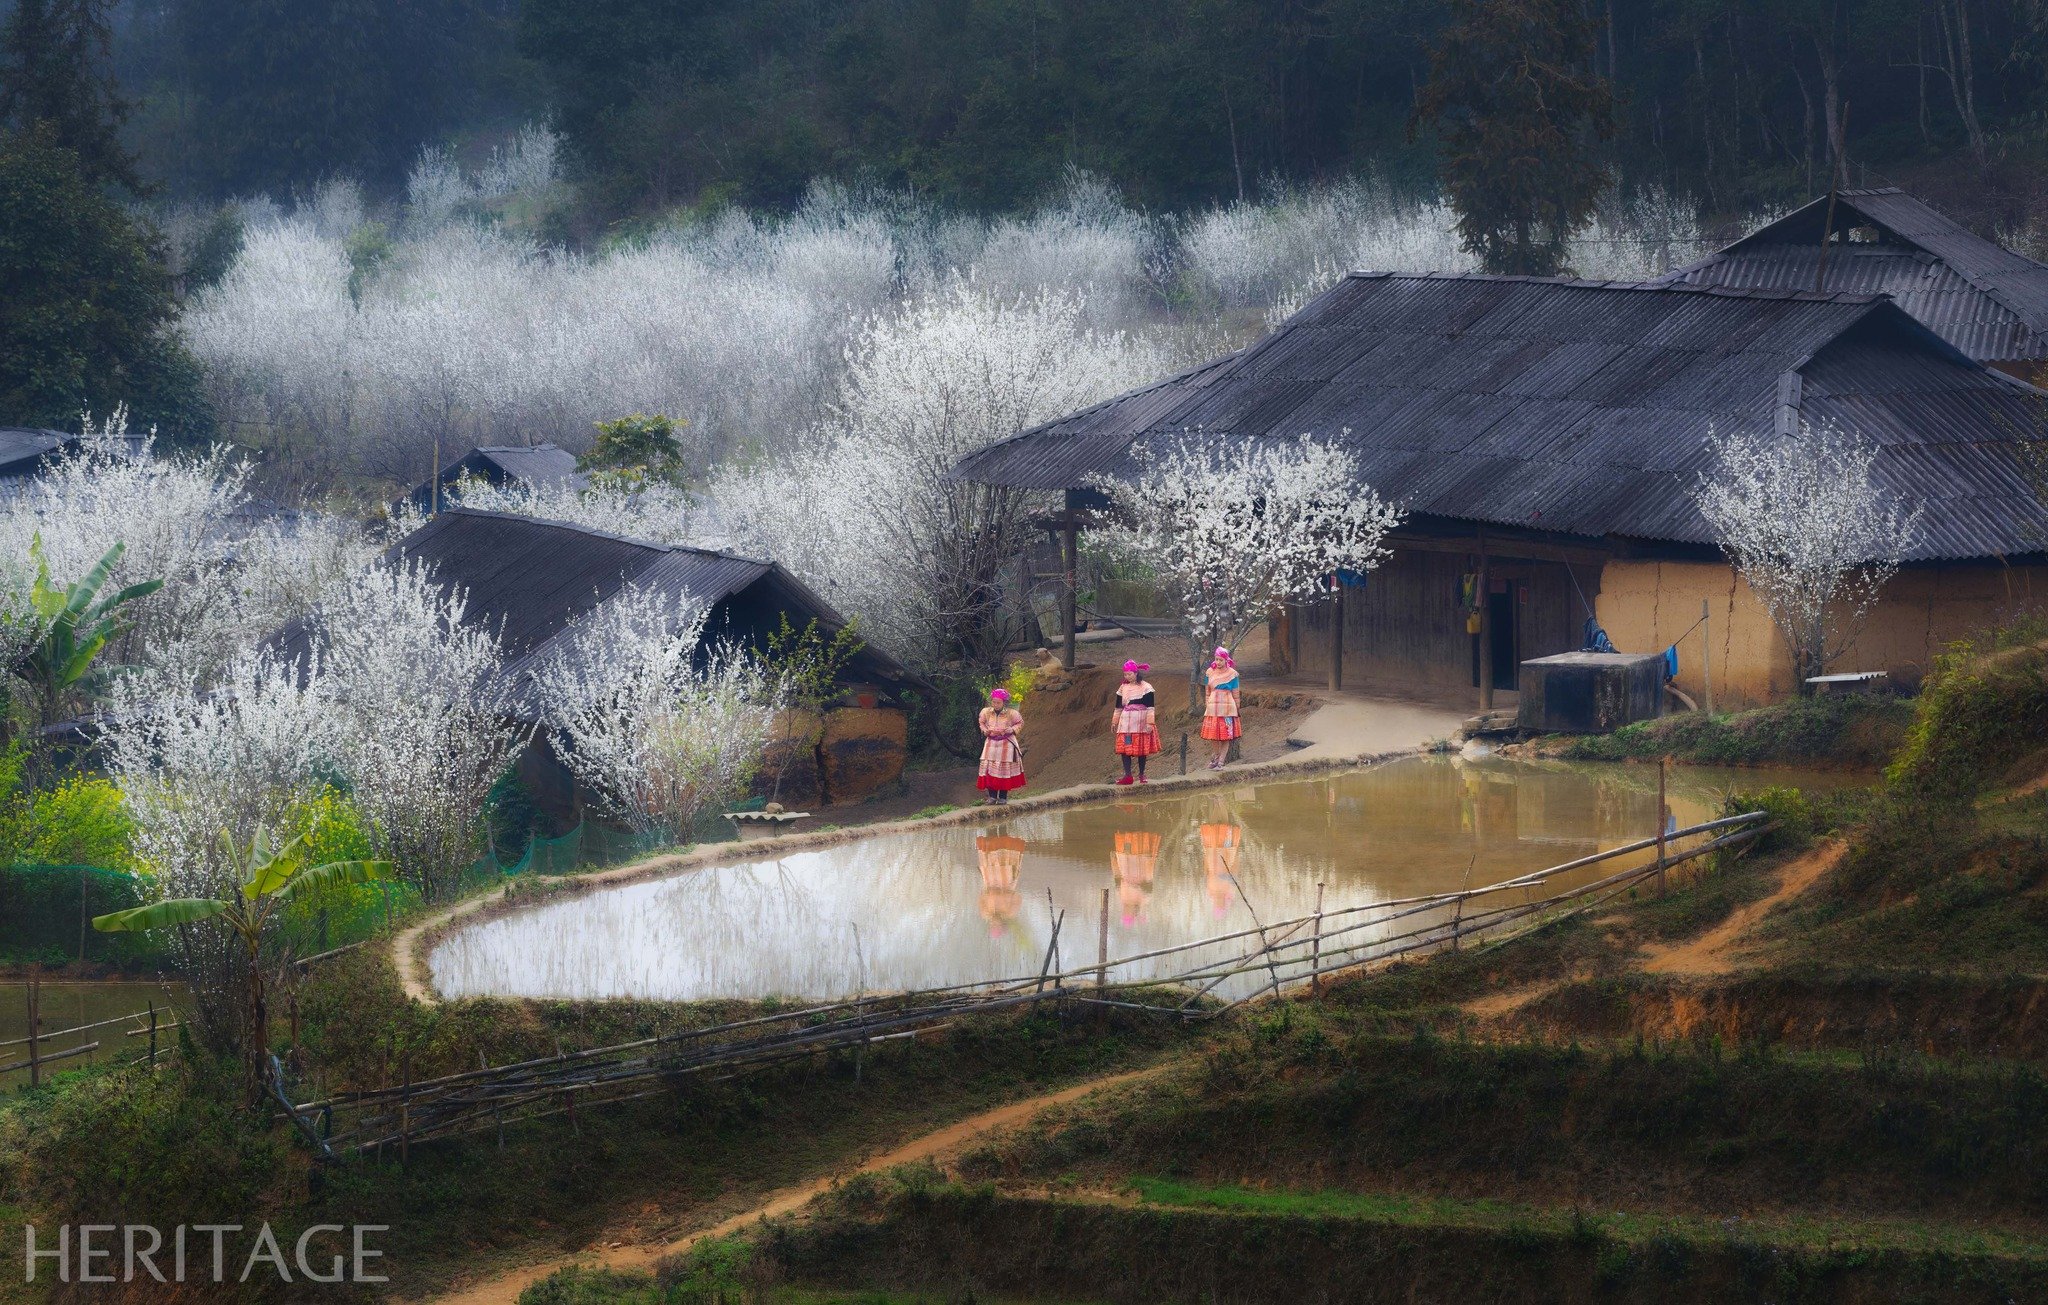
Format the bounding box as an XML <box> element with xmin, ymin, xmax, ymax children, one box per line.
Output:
<box><xmin>26</xmin><ymin>970</ymin><xmax>40</xmax><ymax>1088</ymax></box>
<box><xmin>1096</xmin><ymin>888</ymin><xmax>1110</xmax><ymax>990</ymax></box>
<box><xmin>1656</xmin><ymin>757</ymin><xmax>1669</xmax><ymax>896</ymax></box>
<box><xmin>147</xmin><ymin>1002</ymin><xmax>157</xmax><ymax>1068</ymax></box>
<box><xmin>399</xmin><ymin>1052</ymin><xmax>415</xmax><ymax>1168</ymax></box>
<box><xmin>1309</xmin><ymin>883</ymin><xmax>1325</xmax><ymax>994</ymax></box>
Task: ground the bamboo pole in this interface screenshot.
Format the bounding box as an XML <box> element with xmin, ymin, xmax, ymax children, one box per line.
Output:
<box><xmin>1096</xmin><ymin>889</ymin><xmax>1109</xmax><ymax>990</ymax></box>
<box><xmin>27</xmin><ymin>970</ymin><xmax>39</xmax><ymax>1088</ymax></box>
<box><xmin>1477</xmin><ymin>530</ymin><xmax>1493</xmax><ymax>712</ymax></box>
<box><xmin>1656</xmin><ymin>757</ymin><xmax>1669</xmax><ymax>896</ymax></box>
<box><xmin>1309</xmin><ymin>883</ymin><xmax>1325</xmax><ymax>994</ymax></box>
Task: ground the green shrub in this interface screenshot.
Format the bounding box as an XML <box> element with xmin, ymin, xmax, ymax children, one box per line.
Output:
<box><xmin>14</xmin><ymin>775</ymin><xmax>135</xmax><ymax>872</ymax></box>
<box><xmin>1887</xmin><ymin>635</ymin><xmax>2048</xmax><ymax>808</ymax></box>
<box><xmin>1560</xmin><ymin>695</ymin><xmax>1913</xmax><ymax>769</ymax></box>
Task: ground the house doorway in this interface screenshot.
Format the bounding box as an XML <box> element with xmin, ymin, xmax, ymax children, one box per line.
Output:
<box><xmin>1472</xmin><ymin>579</ymin><xmax>1523</xmax><ymax>691</ymax></box>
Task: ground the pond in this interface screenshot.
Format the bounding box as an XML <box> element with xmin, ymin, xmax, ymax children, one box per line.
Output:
<box><xmin>430</xmin><ymin>756</ymin><xmax>1852</xmax><ymax>1004</ymax></box>
<box><xmin>1</xmin><ymin>980</ymin><xmax>187</xmax><ymax>1085</ymax></box>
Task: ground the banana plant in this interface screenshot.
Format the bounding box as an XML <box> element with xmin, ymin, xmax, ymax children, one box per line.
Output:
<box><xmin>18</xmin><ymin>536</ymin><xmax>162</xmax><ymax>735</ymax></box>
<box><xmin>96</xmin><ymin>825</ymin><xmax>390</xmax><ymax>1105</ymax></box>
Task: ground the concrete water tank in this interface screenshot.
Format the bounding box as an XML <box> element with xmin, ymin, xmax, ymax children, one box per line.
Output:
<box><xmin>1517</xmin><ymin>652</ymin><xmax>1667</xmax><ymax>734</ymax></box>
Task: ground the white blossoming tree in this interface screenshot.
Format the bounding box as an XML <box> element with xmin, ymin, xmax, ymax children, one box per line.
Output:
<box><xmin>1692</xmin><ymin>418</ymin><xmax>1924</xmax><ymax>691</ymax></box>
<box><xmin>99</xmin><ymin>649</ymin><xmax>337</xmax><ymax>1051</ymax></box>
<box><xmin>530</xmin><ymin>584</ymin><xmax>781</xmax><ymax>844</ymax></box>
<box><xmin>316</xmin><ymin>561</ymin><xmax>531</xmax><ymax>901</ymax></box>
<box><xmin>715</xmin><ymin>277</ymin><xmax>1162</xmax><ymax>674</ymax></box>
<box><xmin>1088</xmin><ymin>434</ymin><xmax>1404</xmax><ymax>706</ymax></box>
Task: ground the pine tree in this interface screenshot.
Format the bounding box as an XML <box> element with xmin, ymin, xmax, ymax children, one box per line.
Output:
<box><xmin>0</xmin><ymin>0</ymin><xmax>143</xmax><ymax>194</ymax></box>
<box><xmin>1413</xmin><ymin>0</ymin><xmax>1615</xmax><ymax>276</ymax></box>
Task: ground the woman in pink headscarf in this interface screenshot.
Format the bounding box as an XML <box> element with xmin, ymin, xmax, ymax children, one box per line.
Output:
<box><xmin>1201</xmin><ymin>646</ymin><xmax>1241</xmax><ymax>769</ymax></box>
<box><xmin>977</xmin><ymin>687</ymin><xmax>1025</xmax><ymax>803</ymax></box>
<box><xmin>1112</xmin><ymin>660</ymin><xmax>1160</xmax><ymax>785</ymax></box>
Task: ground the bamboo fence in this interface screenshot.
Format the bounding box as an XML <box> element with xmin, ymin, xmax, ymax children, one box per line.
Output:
<box><xmin>284</xmin><ymin>809</ymin><xmax>1767</xmax><ymax>1160</ymax></box>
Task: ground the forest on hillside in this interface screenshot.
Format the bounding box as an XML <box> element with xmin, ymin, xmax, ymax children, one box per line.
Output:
<box><xmin>92</xmin><ymin>0</ymin><xmax>2048</xmax><ymax>223</ymax></box>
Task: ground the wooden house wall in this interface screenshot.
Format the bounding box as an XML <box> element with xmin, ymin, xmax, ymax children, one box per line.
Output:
<box><xmin>1291</xmin><ymin>547</ymin><xmax>1585</xmax><ymax>692</ymax></box>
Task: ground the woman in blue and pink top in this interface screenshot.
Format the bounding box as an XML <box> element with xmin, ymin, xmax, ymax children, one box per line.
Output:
<box><xmin>1201</xmin><ymin>647</ymin><xmax>1241</xmax><ymax>769</ymax></box>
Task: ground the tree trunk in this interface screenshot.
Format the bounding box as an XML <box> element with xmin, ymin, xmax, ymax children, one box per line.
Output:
<box><xmin>244</xmin><ymin>943</ymin><xmax>269</xmax><ymax>1107</ymax></box>
<box><xmin>1792</xmin><ymin>54</ymin><xmax>1815</xmax><ymax>192</ymax></box>
<box><xmin>1934</xmin><ymin>0</ymin><xmax>1988</xmax><ymax>166</ymax></box>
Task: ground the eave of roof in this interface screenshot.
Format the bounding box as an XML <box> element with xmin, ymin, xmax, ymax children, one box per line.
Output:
<box><xmin>951</xmin><ymin>273</ymin><xmax>2048</xmax><ymax>563</ymax></box>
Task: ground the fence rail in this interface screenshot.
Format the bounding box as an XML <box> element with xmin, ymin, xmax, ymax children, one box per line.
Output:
<box><xmin>284</xmin><ymin>809</ymin><xmax>1767</xmax><ymax>1159</ymax></box>
<box><xmin>1</xmin><ymin>973</ymin><xmax>176</xmax><ymax>1085</ymax></box>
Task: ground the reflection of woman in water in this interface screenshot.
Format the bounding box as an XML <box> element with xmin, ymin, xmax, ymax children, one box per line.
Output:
<box><xmin>1201</xmin><ymin>647</ymin><xmax>1242</xmax><ymax>769</ymax></box>
<box><xmin>1111</xmin><ymin>828</ymin><xmax>1161</xmax><ymax>924</ymax></box>
<box><xmin>1199</xmin><ymin>821</ymin><xmax>1242</xmax><ymax>918</ymax></box>
<box><xmin>1113</xmin><ymin>661</ymin><xmax>1161</xmax><ymax>785</ymax></box>
<box><xmin>974</xmin><ymin>833</ymin><xmax>1025</xmax><ymax>935</ymax></box>
<box><xmin>977</xmin><ymin>688</ymin><xmax>1026</xmax><ymax>804</ymax></box>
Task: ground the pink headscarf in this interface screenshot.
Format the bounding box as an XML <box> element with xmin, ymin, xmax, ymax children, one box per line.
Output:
<box><xmin>1212</xmin><ymin>647</ymin><xmax>1235</xmax><ymax>668</ymax></box>
<box><xmin>1122</xmin><ymin>660</ymin><xmax>1150</xmax><ymax>675</ymax></box>
<box><xmin>989</xmin><ymin>687</ymin><xmax>1010</xmax><ymax>704</ymax></box>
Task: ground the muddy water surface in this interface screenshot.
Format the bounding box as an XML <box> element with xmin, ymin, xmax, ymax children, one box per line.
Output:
<box><xmin>430</xmin><ymin>757</ymin><xmax>1850</xmax><ymax>1003</ymax></box>
<box><xmin>1</xmin><ymin>981</ymin><xmax>186</xmax><ymax>1083</ymax></box>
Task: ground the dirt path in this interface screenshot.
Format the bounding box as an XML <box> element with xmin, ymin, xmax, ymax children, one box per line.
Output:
<box><xmin>1461</xmin><ymin>977</ymin><xmax>1568</xmax><ymax>1018</ymax></box>
<box><xmin>420</xmin><ymin>1065</ymin><xmax>1169</xmax><ymax>1305</ymax></box>
<box><xmin>1639</xmin><ymin>840</ymin><xmax>1845</xmax><ymax>977</ymax></box>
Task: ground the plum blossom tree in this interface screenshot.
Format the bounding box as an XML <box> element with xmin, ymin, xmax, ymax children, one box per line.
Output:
<box><xmin>315</xmin><ymin>561</ymin><xmax>530</xmax><ymax>901</ymax></box>
<box><xmin>529</xmin><ymin>584</ymin><xmax>779</xmax><ymax>844</ymax></box>
<box><xmin>1692</xmin><ymin>419</ymin><xmax>1923</xmax><ymax>690</ymax></box>
<box><xmin>1088</xmin><ymin>434</ymin><xmax>1404</xmax><ymax>706</ymax></box>
<box><xmin>99</xmin><ymin>648</ymin><xmax>336</xmax><ymax>1051</ymax></box>
<box><xmin>715</xmin><ymin>278</ymin><xmax>1162</xmax><ymax>673</ymax></box>
<box><xmin>443</xmin><ymin>474</ymin><xmax>699</xmax><ymax>546</ymax></box>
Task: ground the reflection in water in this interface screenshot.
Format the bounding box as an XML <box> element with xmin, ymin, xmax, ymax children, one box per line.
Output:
<box><xmin>431</xmin><ymin>757</ymin><xmax>1852</xmax><ymax>1003</ymax></box>
<box><xmin>1111</xmin><ymin>826</ymin><xmax>1162</xmax><ymax>924</ymax></box>
<box><xmin>1199</xmin><ymin>820</ymin><xmax>1242</xmax><ymax>920</ymax></box>
<box><xmin>1</xmin><ymin>982</ymin><xmax>187</xmax><ymax>1083</ymax></box>
<box><xmin>975</xmin><ymin>834</ymin><xmax>1025</xmax><ymax>936</ymax></box>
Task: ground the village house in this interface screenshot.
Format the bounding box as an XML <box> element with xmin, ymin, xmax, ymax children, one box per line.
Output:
<box><xmin>1652</xmin><ymin>187</ymin><xmax>2048</xmax><ymax>382</ymax></box>
<box><xmin>280</xmin><ymin>508</ymin><xmax>912</xmax><ymax>816</ymax></box>
<box><xmin>401</xmin><ymin>443</ymin><xmax>588</xmax><ymax>514</ymax></box>
<box><xmin>954</xmin><ymin>272</ymin><xmax>2048</xmax><ymax>710</ymax></box>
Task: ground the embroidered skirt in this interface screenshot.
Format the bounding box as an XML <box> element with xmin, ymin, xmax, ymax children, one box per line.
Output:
<box><xmin>1202</xmin><ymin>686</ymin><xmax>1241</xmax><ymax>740</ymax></box>
<box><xmin>1115</xmin><ymin>706</ymin><xmax>1161</xmax><ymax>756</ymax></box>
<box><xmin>977</xmin><ymin>734</ymin><xmax>1026</xmax><ymax>791</ymax></box>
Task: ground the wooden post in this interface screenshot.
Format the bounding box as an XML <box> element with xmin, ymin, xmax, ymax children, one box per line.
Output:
<box><xmin>1061</xmin><ymin>515</ymin><xmax>1079</xmax><ymax>671</ymax></box>
<box><xmin>1656</xmin><ymin>757</ymin><xmax>1669</xmax><ymax>896</ymax></box>
<box><xmin>26</xmin><ymin>970</ymin><xmax>40</xmax><ymax>1088</ymax></box>
<box><xmin>398</xmin><ymin>1052</ymin><xmax>412</xmax><ymax>1169</ymax></box>
<box><xmin>1326</xmin><ymin>581</ymin><xmax>1343</xmax><ymax>691</ymax></box>
<box><xmin>1700</xmin><ymin>599</ymin><xmax>1714</xmax><ymax>715</ymax></box>
<box><xmin>482</xmin><ymin>1050</ymin><xmax>503</xmax><ymax>1153</ymax></box>
<box><xmin>1309</xmin><ymin>883</ymin><xmax>1325</xmax><ymax>994</ymax></box>
<box><xmin>1477</xmin><ymin>531</ymin><xmax>1494</xmax><ymax>712</ymax></box>
<box><xmin>1018</xmin><ymin>550</ymin><xmax>1034</xmax><ymax>650</ymax></box>
<box><xmin>1096</xmin><ymin>888</ymin><xmax>1110</xmax><ymax>990</ymax></box>
<box><xmin>147</xmin><ymin>1002</ymin><xmax>157</xmax><ymax>1068</ymax></box>
<box><xmin>1179</xmin><ymin>731</ymin><xmax>1188</xmax><ymax>776</ymax></box>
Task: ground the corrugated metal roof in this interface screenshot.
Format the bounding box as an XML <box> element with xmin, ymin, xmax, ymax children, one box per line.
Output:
<box><xmin>403</xmin><ymin>443</ymin><xmax>590</xmax><ymax>511</ymax></box>
<box><xmin>1653</xmin><ymin>188</ymin><xmax>2048</xmax><ymax>362</ymax></box>
<box><xmin>952</xmin><ymin>274</ymin><xmax>2048</xmax><ymax>562</ymax></box>
<box><xmin>271</xmin><ymin>509</ymin><xmax>905</xmax><ymax>716</ymax></box>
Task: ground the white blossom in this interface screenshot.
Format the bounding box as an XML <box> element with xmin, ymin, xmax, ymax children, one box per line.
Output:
<box><xmin>714</xmin><ymin>277</ymin><xmax>1162</xmax><ymax>670</ymax></box>
<box><xmin>315</xmin><ymin>560</ymin><xmax>530</xmax><ymax>900</ymax></box>
<box><xmin>1088</xmin><ymin>434</ymin><xmax>1403</xmax><ymax>700</ymax></box>
<box><xmin>1692</xmin><ymin>418</ymin><xmax>1923</xmax><ymax>686</ymax></box>
<box><xmin>444</xmin><ymin>475</ymin><xmax>700</xmax><ymax>547</ymax></box>
<box><xmin>530</xmin><ymin>584</ymin><xmax>779</xmax><ymax>843</ymax></box>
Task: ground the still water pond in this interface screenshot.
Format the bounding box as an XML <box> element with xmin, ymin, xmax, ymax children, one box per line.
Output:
<box><xmin>1</xmin><ymin>981</ymin><xmax>185</xmax><ymax>1085</ymax></box>
<box><xmin>431</xmin><ymin>757</ymin><xmax>1847</xmax><ymax>1004</ymax></box>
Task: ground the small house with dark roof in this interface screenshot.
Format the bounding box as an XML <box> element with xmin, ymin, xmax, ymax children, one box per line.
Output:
<box><xmin>402</xmin><ymin>444</ymin><xmax>588</xmax><ymax>514</ymax></box>
<box><xmin>1652</xmin><ymin>188</ymin><xmax>2048</xmax><ymax>378</ymax></box>
<box><xmin>0</xmin><ymin>427</ymin><xmax>149</xmax><ymax>485</ymax></box>
<box><xmin>954</xmin><ymin>273</ymin><xmax>2048</xmax><ymax>709</ymax></box>
<box><xmin>278</xmin><ymin>509</ymin><xmax>911</xmax><ymax>809</ymax></box>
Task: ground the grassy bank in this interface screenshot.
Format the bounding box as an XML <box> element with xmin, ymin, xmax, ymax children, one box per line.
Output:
<box><xmin>1547</xmin><ymin>694</ymin><xmax>1914</xmax><ymax>769</ymax></box>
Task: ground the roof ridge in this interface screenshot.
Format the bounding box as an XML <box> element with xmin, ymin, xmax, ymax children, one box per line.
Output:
<box><xmin>1340</xmin><ymin>270</ymin><xmax>1886</xmax><ymax>303</ymax></box>
<box><xmin>433</xmin><ymin>506</ymin><xmax>772</xmax><ymax>568</ymax></box>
